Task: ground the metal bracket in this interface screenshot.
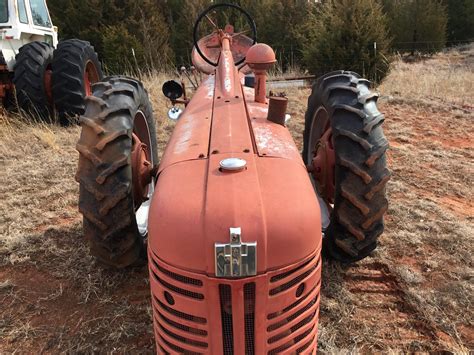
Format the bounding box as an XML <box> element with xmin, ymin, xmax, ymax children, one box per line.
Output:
<box><xmin>215</xmin><ymin>227</ymin><xmax>257</xmax><ymax>278</ymax></box>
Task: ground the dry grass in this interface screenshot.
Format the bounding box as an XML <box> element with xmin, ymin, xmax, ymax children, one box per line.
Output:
<box><xmin>0</xmin><ymin>46</ymin><xmax>473</xmax><ymax>352</ymax></box>
<box><xmin>379</xmin><ymin>43</ymin><xmax>474</xmax><ymax>107</ymax></box>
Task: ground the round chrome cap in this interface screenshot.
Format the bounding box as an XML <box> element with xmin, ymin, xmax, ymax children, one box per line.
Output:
<box><xmin>168</xmin><ymin>107</ymin><xmax>183</xmax><ymax>120</ymax></box>
<box><xmin>219</xmin><ymin>158</ymin><xmax>247</xmax><ymax>171</ymax></box>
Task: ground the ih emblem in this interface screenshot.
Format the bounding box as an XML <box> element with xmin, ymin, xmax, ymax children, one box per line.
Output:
<box><xmin>215</xmin><ymin>227</ymin><xmax>257</xmax><ymax>278</ymax></box>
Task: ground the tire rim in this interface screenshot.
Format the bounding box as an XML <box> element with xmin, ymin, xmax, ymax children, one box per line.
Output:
<box><xmin>43</xmin><ymin>64</ymin><xmax>53</xmax><ymax>107</ymax></box>
<box><xmin>308</xmin><ymin>107</ymin><xmax>334</xmax><ymax>230</ymax></box>
<box><xmin>132</xmin><ymin>110</ymin><xmax>155</xmax><ymax>237</ymax></box>
<box><xmin>84</xmin><ymin>60</ymin><xmax>100</xmax><ymax>96</ymax></box>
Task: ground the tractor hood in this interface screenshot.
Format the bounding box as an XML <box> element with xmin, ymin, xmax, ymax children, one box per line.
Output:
<box><xmin>148</xmin><ymin>50</ymin><xmax>321</xmax><ymax>275</ymax></box>
<box><xmin>148</xmin><ymin>152</ymin><xmax>321</xmax><ymax>275</ymax></box>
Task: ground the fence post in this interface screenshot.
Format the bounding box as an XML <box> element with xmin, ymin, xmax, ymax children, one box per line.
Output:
<box><xmin>374</xmin><ymin>41</ymin><xmax>377</xmax><ymax>83</ymax></box>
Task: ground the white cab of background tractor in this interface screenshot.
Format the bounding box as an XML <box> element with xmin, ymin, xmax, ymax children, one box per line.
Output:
<box><xmin>0</xmin><ymin>0</ymin><xmax>102</xmax><ymax>123</ymax></box>
<box><xmin>0</xmin><ymin>0</ymin><xmax>58</xmax><ymax>70</ymax></box>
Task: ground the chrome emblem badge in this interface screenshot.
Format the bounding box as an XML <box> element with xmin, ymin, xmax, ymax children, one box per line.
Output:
<box><xmin>215</xmin><ymin>227</ymin><xmax>257</xmax><ymax>278</ymax></box>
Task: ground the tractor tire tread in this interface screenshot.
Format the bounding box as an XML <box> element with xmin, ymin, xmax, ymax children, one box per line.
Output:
<box><xmin>13</xmin><ymin>41</ymin><xmax>54</xmax><ymax>120</ymax></box>
<box><xmin>76</xmin><ymin>76</ymin><xmax>157</xmax><ymax>268</ymax></box>
<box><xmin>363</xmin><ymin>113</ymin><xmax>385</xmax><ymax>133</ymax></box>
<box><xmin>95</xmin><ymin>130</ymin><xmax>129</xmax><ymax>151</ymax></box>
<box><xmin>303</xmin><ymin>71</ymin><xmax>390</xmax><ymax>263</ymax></box>
<box><xmin>52</xmin><ymin>39</ymin><xmax>103</xmax><ymax>123</ymax></box>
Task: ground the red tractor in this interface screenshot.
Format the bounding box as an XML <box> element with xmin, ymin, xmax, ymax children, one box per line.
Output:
<box><xmin>76</xmin><ymin>4</ymin><xmax>389</xmax><ymax>353</ymax></box>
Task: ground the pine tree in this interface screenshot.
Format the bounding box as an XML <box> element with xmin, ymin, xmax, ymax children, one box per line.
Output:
<box><xmin>442</xmin><ymin>0</ymin><xmax>474</xmax><ymax>43</ymax></box>
<box><xmin>302</xmin><ymin>0</ymin><xmax>391</xmax><ymax>82</ymax></box>
<box><xmin>255</xmin><ymin>0</ymin><xmax>316</xmax><ymax>70</ymax></box>
<box><xmin>125</xmin><ymin>0</ymin><xmax>174</xmax><ymax>72</ymax></box>
<box><xmin>164</xmin><ymin>0</ymin><xmax>211</xmax><ymax>66</ymax></box>
<box><xmin>102</xmin><ymin>24</ymin><xmax>143</xmax><ymax>74</ymax></box>
<box><xmin>48</xmin><ymin>0</ymin><xmax>104</xmax><ymax>52</ymax></box>
<box><xmin>382</xmin><ymin>0</ymin><xmax>448</xmax><ymax>53</ymax></box>
<box><xmin>48</xmin><ymin>0</ymin><xmax>173</xmax><ymax>73</ymax></box>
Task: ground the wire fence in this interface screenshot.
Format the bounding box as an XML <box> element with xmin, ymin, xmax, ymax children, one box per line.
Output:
<box><xmin>165</xmin><ymin>38</ymin><xmax>473</xmax><ymax>84</ymax></box>
<box><xmin>172</xmin><ymin>38</ymin><xmax>473</xmax><ymax>64</ymax></box>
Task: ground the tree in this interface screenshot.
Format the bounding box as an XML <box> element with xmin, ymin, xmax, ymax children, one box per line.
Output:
<box><xmin>163</xmin><ymin>0</ymin><xmax>211</xmax><ymax>66</ymax></box>
<box><xmin>302</xmin><ymin>0</ymin><xmax>391</xmax><ymax>82</ymax></box>
<box><xmin>442</xmin><ymin>0</ymin><xmax>474</xmax><ymax>43</ymax></box>
<box><xmin>48</xmin><ymin>0</ymin><xmax>173</xmax><ymax>73</ymax></box>
<box><xmin>253</xmin><ymin>0</ymin><xmax>317</xmax><ymax>70</ymax></box>
<box><xmin>48</xmin><ymin>0</ymin><xmax>105</xmax><ymax>53</ymax></box>
<box><xmin>162</xmin><ymin>0</ymin><xmax>317</xmax><ymax>69</ymax></box>
<box><xmin>101</xmin><ymin>25</ymin><xmax>143</xmax><ymax>74</ymax></box>
<box><xmin>382</xmin><ymin>0</ymin><xmax>448</xmax><ymax>53</ymax></box>
<box><xmin>124</xmin><ymin>0</ymin><xmax>174</xmax><ymax>72</ymax></box>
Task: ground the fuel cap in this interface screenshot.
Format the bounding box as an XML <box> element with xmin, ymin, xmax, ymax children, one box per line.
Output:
<box><xmin>219</xmin><ymin>158</ymin><xmax>247</xmax><ymax>171</ymax></box>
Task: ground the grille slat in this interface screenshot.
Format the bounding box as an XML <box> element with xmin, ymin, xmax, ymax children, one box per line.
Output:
<box><xmin>267</xmin><ymin>295</ymin><xmax>318</xmax><ymax>332</ymax></box>
<box><xmin>268</xmin><ymin>324</ymin><xmax>316</xmax><ymax>355</ymax></box>
<box><xmin>157</xmin><ymin>331</ymin><xmax>202</xmax><ymax>355</ymax></box>
<box><xmin>268</xmin><ymin>285</ymin><xmax>317</xmax><ymax>320</ymax></box>
<box><xmin>154</xmin><ymin>297</ymin><xmax>207</xmax><ymax>324</ymax></box>
<box><xmin>151</xmin><ymin>270</ymin><xmax>204</xmax><ymax>300</ymax></box>
<box><xmin>156</xmin><ymin>309</ymin><xmax>208</xmax><ymax>337</ymax></box>
<box><xmin>156</xmin><ymin>320</ymin><xmax>208</xmax><ymax>349</ymax></box>
<box><xmin>296</xmin><ymin>335</ymin><xmax>316</xmax><ymax>353</ymax></box>
<box><xmin>269</xmin><ymin>264</ymin><xmax>317</xmax><ymax>296</ymax></box>
<box><xmin>151</xmin><ymin>254</ymin><xmax>203</xmax><ymax>287</ymax></box>
<box><xmin>157</xmin><ymin>343</ymin><xmax>170</xmax><ymax>355</ymax></box>
<box><xmin>268</xmin><ymin>311</ymin><xmax>317</xmax><ymax>345</ymax></box>
<box><xmin>270</xmin><ymin>256</ymin><xmax>315</xmax><ymax>283</ymax></box>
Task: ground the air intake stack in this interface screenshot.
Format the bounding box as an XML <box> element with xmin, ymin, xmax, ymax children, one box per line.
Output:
<box><xmin>245</xmin><ymin>43</ymin><xmax>276</xmax><ymax>103</ymax></box>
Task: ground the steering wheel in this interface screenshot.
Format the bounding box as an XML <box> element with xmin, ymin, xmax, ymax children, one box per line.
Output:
<box><xmin>193</xmin><ymin>3</ymin><xmax>257</xmax><ymax>67</ymax></box>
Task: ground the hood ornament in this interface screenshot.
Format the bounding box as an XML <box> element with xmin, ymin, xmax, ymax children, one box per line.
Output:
<box><xmin>215</xmin><ymin>227</ymin><xmax>257</xmax><ymax>278</ymax></box>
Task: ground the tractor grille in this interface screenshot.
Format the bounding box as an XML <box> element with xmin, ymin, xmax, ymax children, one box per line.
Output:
<box><xmin>219</xmin><ymin>284</ymin><xmax>234</xmax><ymax>354</ymax></box>
<box><xmin>149</xmin><ymin>251</ymin><xmax>321</xmax><ymax>354</ymax></box>
<box><xmin>269</xmin><ymin>255</ymin><xmax>318</xmax><ymax>295</ymax></box>
<box><xmin>266</xmin><ymin>254</ymin><xmax>320</xmax><ymax>354</ymax></box>
<box><xmin>267</xmin><ymin>290</ymin><xmax>318</xmax><ymax>331</ymax></box>
<box><xmin>150</xmin><ymin>252</ymin><xmax>208</xmax><ymax>354</ymax></box>
<box><xmin>152</xmin><ymin>258</ymin><xmax>203</xmax><ymax>286</ymax></box>
<box><xmin>150</xmin><ymin>256</ymin><xmax>204</xmax><ymax>300</ymax></box>
<box><xmin>244</xmin><ymin>283</ymin><xmax>256</xmax><ymax>355</ymax></box>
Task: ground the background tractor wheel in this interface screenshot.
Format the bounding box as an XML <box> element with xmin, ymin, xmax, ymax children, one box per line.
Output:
<box><xmin>52</xmin><ymin>39</ymin><xmax>102</xmax><ymax>125</ymax></box>
<box><xmin>303</xmin><ymin>71</ymin><xmax>390</xmax><ymax>263</ymax></box>
<box><xmin>13</xmin><ymin>41</ymin><xmax>54</xmax><ymax>120</ymax></box>
<box><xmin>76</xmin><ymin>76</ymin><xmax>157</xmax><ymax>268</ymax></box>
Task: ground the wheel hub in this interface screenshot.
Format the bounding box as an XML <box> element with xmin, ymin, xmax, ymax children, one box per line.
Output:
<box><xmin>309</xmin><ymin>128</ymin><xmax>335</xmax><ymax>203</ymax></box>
<box><xmin>44</xmin><ymin>67</ymin><xmax>53</xmax><ymax>107</ymax></box>
<box><xmin>131</xmin><ymin>133</ymin><xmax>153</xmax><ymax>207</ymax></box>
<box><xmin>84</xmin><ymin>60</ymin><xmax>100</xmax><ymax>96</ymax></box>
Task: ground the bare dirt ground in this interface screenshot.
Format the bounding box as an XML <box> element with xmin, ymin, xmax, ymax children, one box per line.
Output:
<box><xmin>1</xmin><ymin>46</ymin><xmax>473</xmax><ymax>353</ymax></box>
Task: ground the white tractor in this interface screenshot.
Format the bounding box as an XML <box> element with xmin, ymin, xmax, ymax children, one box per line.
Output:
<box><xmin>0</xmin><ymin>0</ymin><xmax>102</xmax><ymax>123</ymax></box>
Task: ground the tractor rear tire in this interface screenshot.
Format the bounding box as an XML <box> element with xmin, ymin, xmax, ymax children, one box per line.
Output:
<box><xmin>303</xmin><ymin>71</ymin><xmax>390</xmax><ymax>263</ymax></box>
<box><xmin>52</xmin><ymin>39</ymin><xmax>102</xmax><ymax>125</ymax></box>
<box><xmin>76</xmin><ymin>76</ymin><xmax>157</xmax><ymax>268</ymax></box>
<box><xmin>13</xmin><ymin>41</ymin><xmax>54</xmax><ymax>120</ymax></box>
